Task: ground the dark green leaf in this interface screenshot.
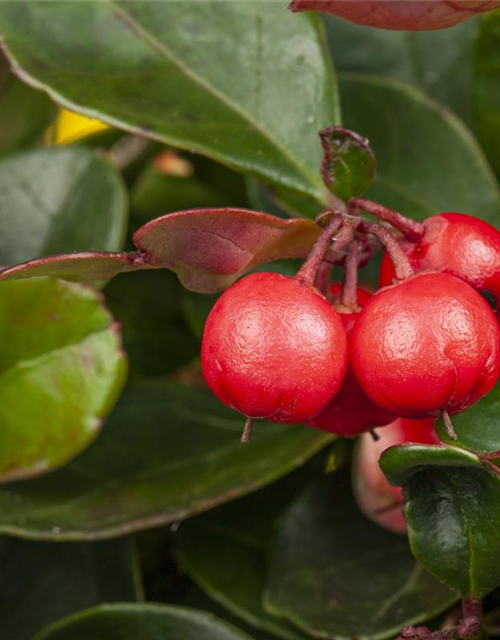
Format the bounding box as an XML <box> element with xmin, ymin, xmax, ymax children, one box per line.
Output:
<box><xmin>0</xmin><ymin>208</ymin><xmax>320</xmax><ymax>293</ymax></box>
<box><xmin>319</xmin><ymin>125</ymin><xmax>375</xmax><ymax>202</ymax></box>
<box><xmin>33</xmin><ymin>604</ymin><xmax>256</xmax><ymax>640</ymax></box>
<box><xmin>0</xmin><ymin>147</ymin><xmax>128</xmax><ymax>265</ymax></box>
<box><xmin>340</xmin><ymin>75</ymin><xmax>500</xmax><ymax>223</ymax></box>
<box><xmin>473</xmin><ymin>12</ymin><xmax>500</xmax><ymax>179</ymax></box>
<box><xmin>0</xmin><ymin>2</ymin><xmax>339</xmax><ymax>201</ymax></box>
<box><xmin>381</xmin><ymin>444</ymin><xmax>500</xmax><ymax>598</ymax></box>
<box><xmin>264</xmin><ymin>472</ymin><xmax>456</xmax><ymax>640</ymax></box>
<box><xmin>0</xmin><ymin>53</ymin><xmax>56</xmax><ymax>156</ymax></box>
<box><xmin>175</xmin><ymin>469</ymin><xmax>315</xmax><ymax>640</ymax></box>
<box><xmin>105</xmin><ymin>270</ymin><xmax>199</xmax><ymax>376</ymax></box>
<box><xmin>0</xmin><ymin>380</ymin><xmax>331</xmax><ymax>540</ymax></box>
<box><xmin>0</xmin><ymin>278</ymin><xmax>127</xmax><ymax>483</ymax></box>
<box><xmin>0</xmin><ymin>537</ymin><xmax>138</xmax><ymax>640</ymax></box>
<box><xmin>436</xmin><ymin>384</ymin><xmax>500</xmax><ymax>454</ymax></box>
<box><xmin>325</xmin><ymin>16</ymin><xmax>479</xmax><ymax>124</ymax></box>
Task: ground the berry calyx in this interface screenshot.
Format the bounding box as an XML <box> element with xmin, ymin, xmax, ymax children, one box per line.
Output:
<box><xmin>353</xmin><ymin>418</ymin><xmax>438</xmax><ymax>534</ymax></box>
<box><xmin>307</xmin><ymin>284</ymin><xmax>396</xmax><ymax>437</ymax></box>
<box><xmin>351</xmin><ymin>272</ymin><xmax>500</xmax><ymax>419</ymax></box>
<box><xmin>201</xmin><ymin>272</ymin><xmax>348</xmax><ymax>425</ymax></box>
<box><xmin>379</xmin><ymin>213</ymin><xmax>500</xmax><ymax>315</ymax></box>
<box><xmin>289</xmin><ymin>0</ymin><xmax>500</xmax><ymax>31</ymax></box>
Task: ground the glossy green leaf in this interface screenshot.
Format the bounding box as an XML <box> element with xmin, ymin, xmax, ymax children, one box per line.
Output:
<box><xmin>473</xmin><ymin>12</ymin><xmax>500</xmax><ymax>179</ymax></box>
<box><xmin>0</xmin><ymin>2</ymin><xmax>339</xmax><ymax>201</ymax></box>
<box><xmin>436</xmin><ymin>384</ymin><xmax>500</xmax><ymax>454</ymax></box>
<box><xmin>175</xmin><ymin>470</ymin><xmax>315</xmax><ymax>640</ymax></box>
<box><xmin>0</xmin><ymin>53</ymin><xmax>56</xmax><ymax>156</ymax></box>
<box><xmin>0</xmin><ymin>278</ymin><xmax>127</xmax><ymax>483</ymax></box>
<box><xmin>325</xmin><ymin>16</ymin><xmax>479</xmax><ymax>124</ymax></box>
<box><xmin>0</xmin><ymin>208</ymin><xmax>319</xmax><ymax>293</ymax></box>
<box><xmin>319</xmin><ymin>126</ymin><xmax>376</xmax><ymax>202</ymax></box>
<box><xmin>381</xmin><ymin>444</ymin><xmax>500</xmax><ymax>598</ymax></box>
<box><xmin>264</xmin><ymin>472</ymin><xmax>456</xmax><ymax>640</ymax></box>
<box><xmin>0</xmin><ymin>537</ymin><xmax>138</xmax><ymax>640</ymax></box>
<box><xmin>33</xmin><ymin>604</ymin><xmax>256</xmax><ymax>640</ymax></box>
<box><xmin>0</xmin><ymin>380</ymin><xmax>331</xmax><ymax>540</ymax></box>
<box><xmin>105</xmin><ymin>270</ymin><xmax>199</xmax><ymax>376</ymax></box>
<box><xmin>0</xmin><ymin>147</ymin><xmax>128</xmax><ymax>266</ymax></box>
<box><xmin>340</xmin><ymin>75</ymin><xmax>500</xmax><ymax>223</ymax></box>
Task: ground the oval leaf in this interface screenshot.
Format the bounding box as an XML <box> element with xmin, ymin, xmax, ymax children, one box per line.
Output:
<box><xmin>34</xmin><ymin>604</ymin><xmax>256</xmax><ymax>640</ymax></box>
<box><xmin>0</xmin><ymin>278</ymin><xmax>127</xmax><ymax>482</ymax></box>
<box><xmin>473</xmin><ymin>11</ymin><xmax>500</xmax><ymax>179</ymax></box>
<box><xmin>0</xmin><ymin>380</ymin><xmax>331</xmax><ymax>540</ymax></box>
<box><xmin>0</xmin><ymin>2</ymin><xmax>339</xmax><ymax>201</ymax></box>
<box><xmin>340</xmin><ymin>74</ymin><xmax>500</xmax><ymax>223</ymax></box>
<box><xmin>0</xmin><ymin>147</ymin><xmax>128</xmax><ymax>265</ymax></box>
<box><xmin>381</xmin><ymin>444</ymin><xmax>500</xmax><ymax>598</ymax></box>
<box><xmin>0</xmin><ymin>537</ymin><xmax>137</xmax><ymax>640</ymax></box>
<box><xmin>132</xmin><ymin>208</ymin><xmax>320</xmax><ymax>292</ymax></box>
<box><xmin>319</xmin><ymin>125</ymin><xmax>376</xmax><ymax>202</ymax></box>
<box><xmin>264</xmin><ymin>472</ymin><xmax>456</xmax><ymax>640</ymax></box>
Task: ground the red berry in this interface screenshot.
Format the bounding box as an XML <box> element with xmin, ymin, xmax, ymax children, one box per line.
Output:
<box><xmin>353</xmin><ymin>418</ymin><xmax>438</xmax><ymax>534</ymax></box>
<box><xmin>201</xmin><ymin>272</ymin><xmax>348</xmax><ymax>424</ymax></box>
<box><xmin>307</xmin><ymin>284</ymin><xmax>396</xmax><ymax>437</ymax></box>
<box><xmin>351</xmin><ymin>272</ymin><xmax>500</xmax><ymax>419</ymax></box>
<box><xmin>289</xmin><ymin>0</ymin><xmax>500</xmax><ymax>31</ymax></box>
<box><xmin>380</xmin><ymin>213</ymin><xmax>500</xmax><ymax>315</ymax></box>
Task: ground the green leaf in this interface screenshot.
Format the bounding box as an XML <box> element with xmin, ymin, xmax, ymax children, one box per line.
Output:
<box><xmin>0</xmin><ymin>209</ymin><xmax>320</xmax><ymax>293</ymax></box>
<box><xmin>473</xmin><ymin>12</ymin><xmax>500</xmax><ymax>179</ymax></box>
<box><xmin>381</xmin><ymin>444</ymin><xmax>500</xmax><ymax>598</ymax></box>
<box><xmin>0</xmin><ymin>537</ymin><xmax>138</xmax><ymax>640</ymax></box>
<box><xmin>0</xmin><ymin>2</ymin><xmax>339</xmax><ymax>201</ymax></box>
<box><xmin>319</xmin><ymin>126</ymin><xmax>376</xmax><ymax>202</ymax></box>
<box><xmin>104</xmin><ymin>270</ymin><xmax>199</xmax><ymax>376</ymax></box>
<box><xmin>0</xmin><ymin>147</ymin><xmax>128</xmax><ymax>265</ymax></box>
<box><xmin>0</xmin><ymin>53</ymin><xmax>56</xmax><ymax>156</ymax></box>
<box><xmin>264</xmin><ymin>472</ymin><xmax>456</xmax><ymax>640</ymax></box>
<box><xmin>0</xmin><ymin>380</ymin><xmax>331</xmax><ymax>540</ymax></box>
<box><xmin>175</xmin><ymin>469</ymin><xmax>314</xmax><ymax>640</ymax></box>
<box><xmin>325</xmin><ymin>16</ymin><xmax>479</xmax><ymax>124</ymax></box>
<box><xmin>0</xmin><ymin>278</ymin><xmax>127</xmax><ymax>483</ymax></box>
<box><xmin>340</xmin><ymin>74</ymin><xmax>500</xmax><ymax>223</ymax></box>
<box><xmin>435</xmin><ymin>384</ymin><xmax>500</xmax><ymax>454</ymax></box>
<box><xmin>33</xmin><ymin>604</ymin><xmax>256</xmax><ymax>640</ymax></box>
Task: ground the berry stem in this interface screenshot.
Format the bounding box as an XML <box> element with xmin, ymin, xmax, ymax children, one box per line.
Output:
<box><xmin>296</xmin><ymin>214</ymin><xmax>344</xmax><ymax>288</ymax></box>
<box><xmin>241</xmin><ymin>417</ymin><xmax>254</xmax><ymax>444</ymax></box>
<box><xmin>396</xmin><ymin>599</ymin><xmax>482</xmax><ymax>640</ymax></box>
<box><xmin>360</xmin><ymin>220</ymin><xmax>414</xmax><ymax>282</ymax></box>
<box><xmin>350</xmin><ymin>197</ymin><xmax>425</xmax><ymax>241</ymax></box>
<box><xmin>442</xmin><ymin>410</ymin><xmax>458</xmax><ymax>441</ymax></box>
<box><xmin>341</xmin><ymin>240</ymin><xmax>361</xmax><ymax>309</ymax></box>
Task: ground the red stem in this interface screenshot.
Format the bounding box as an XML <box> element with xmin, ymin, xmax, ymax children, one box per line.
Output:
<box><xmin>296</xmin><ymin>215</ymin><xmax>343</xmax><ymax>288</ymax></box>
<box><xmin>341</xmin><ymin>240</ymin><xmax>361</xmax><ymax>309</ymax></box>
<box><xmin>351</xmin><ymin>197</ymin><xmax>425</xmax><ymax>242</ymax></box>
<box><xmin>360</xmin><ymin>221</ymin><xmax>414</xmax><ymax>282</ymax></box>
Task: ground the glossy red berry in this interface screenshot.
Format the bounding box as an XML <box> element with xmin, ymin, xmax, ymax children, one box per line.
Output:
<box><xmin>379</xmin><ymin>213</ymin><xmax>500</xmax><ymax>314</ymax></box>
<box><xmin>351</xmin><ymin>272</ymin><xmax>500</xmax><ymax>419</ymax></box>
<box><xmin>353</xmin><ymin>418</ymin><xmax>438</xmax><ymax>534</ymax></box>
<box><xmin>289</xmin><ymin>0</ymin><xmax>500</xmax><ymax>31</ymax></box>
<box><xmin>201</xmin><ymin>272</ymin><xmax>348</xmax><ymax>424</ymax></box>
<box><xmin>307</xmin><ymin>285</ymin><xmax>396</xmax><ymax>437</ymax></box>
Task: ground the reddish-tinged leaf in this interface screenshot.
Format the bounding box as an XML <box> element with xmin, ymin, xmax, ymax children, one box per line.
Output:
<box><xmin>0</xmin><ymin>209</ymin><xmax>320</xmax><ymax>293</ymax></box>
<box><xmin>133</xmin><ymin>208</ymin><xmax>320</xmax><ymax>292</ymax></box>
<box><xmin>288</xmin><ymin>0</ymin><xmax>500</xmax><ymax>30</ymax></box>
<box><xmin>0</xmin><ymin>252</ymin><xmax>149</xmax><ymax>283</ymax></box>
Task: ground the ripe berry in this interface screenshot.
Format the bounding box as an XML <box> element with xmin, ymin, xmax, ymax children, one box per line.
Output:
<box><xmin>307</xmin><ymin>285</ymin><xmax>395</xmax><ymax>437</ymax></box>
<box><xmin>201</xmin><ymin>272</ymin><xmax>348</xmax><ymax>424</ymax></box>
<box><xmin>353</xmin><ymin>418</ymin><xmax>438</xmax><ymax>534</ymax></box>
<box><xmin>351</xmin><ymin>272</ymin><xmax>500</xmax><ymax>419</ymax></box>
<box><xmin>289</xmin><ymin>0</ymin><xmax>500</xmax><ymax>31</ymax></box>
<box><xmin>380</xmin><ymin>213</ymin><xmax>500</xmax><ymax>314</ymax></box>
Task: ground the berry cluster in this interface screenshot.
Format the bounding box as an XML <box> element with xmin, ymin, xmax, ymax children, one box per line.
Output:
<box><xmin>201</xmin><ymin>201</ymin><xmax>500</xmax><ymax>451</ymax></box>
